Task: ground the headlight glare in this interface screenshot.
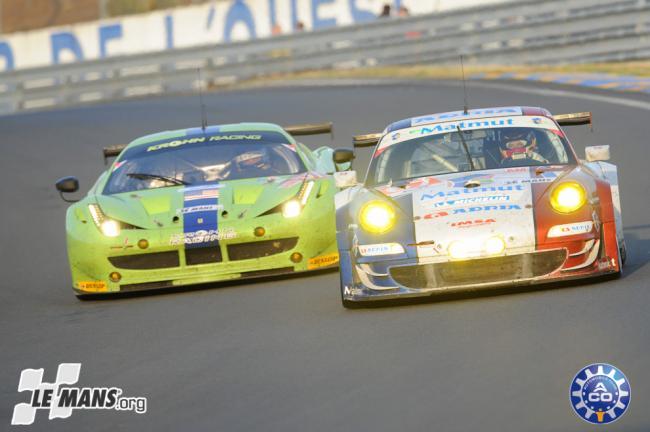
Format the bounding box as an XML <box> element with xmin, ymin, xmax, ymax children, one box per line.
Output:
<box><xmin>100</xmin><ymin>220</ymin><xmax>121</xmax><ymax>237</ymax></box>
<box><xmin>550</xmin><ymin>182</ymin><xmax>586</xmax><ymax>213</ymax></box>
<box><xmin>282</xmin><ymin>199</ymin><xmax>302</xmax><ymax>218</ymax></box>
<box><xmin>448</xmin><ymin>241</ymin><xmax>469</xmax><ymax>260</ymax></box>
<box><xmin>484</xmin><ymin>237</ymin><xmax>505</xmax><ymax>255</ymax></box>
<box><xmin>359</xmin><ymin>201</ymin><xmax>396</xmax><ymax>234</ymax></box>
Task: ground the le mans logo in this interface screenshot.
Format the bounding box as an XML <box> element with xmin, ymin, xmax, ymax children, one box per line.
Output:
<box><xmin>570</xmin><ymin>363</ymin><xmax>631</xmax><ymax>425</ymax></box>
<box><xmin>11</xmin><ymin>363</ymin><xmax>146</xmax><ymax>425</ymax></box>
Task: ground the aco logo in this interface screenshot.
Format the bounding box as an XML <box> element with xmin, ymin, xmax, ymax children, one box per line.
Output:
<box><xmin>570</xmin><ymin>363</ymin><xmax>631</xmax><ymax>425</ymax></box>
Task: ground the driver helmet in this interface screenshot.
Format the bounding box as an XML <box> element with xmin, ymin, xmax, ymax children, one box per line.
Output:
<box><xmin>235</xmin><ymin>148</ymin><xmax>271</xmax><ymax>171</ymax></box>
<box><xmin>499</xmin><ymin>128</ymin><xmax>537</xmax><ymax>161</ymax></box>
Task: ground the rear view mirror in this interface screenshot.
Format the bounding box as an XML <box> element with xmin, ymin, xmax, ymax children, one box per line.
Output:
<box><xmin>55</xmin><ymin>176</ymin><xmax>80</xmax><ymax>202</ymax></box>
<box><xmin>333</xmin><ymin>148</ymin><xmax>355</xmax><ymax>165</ymax></box>
<box><xmin>585</xmin><ymin>145</ymin><xmax>610</xmax><ymax>162</ymax></box>
<box><xmin>334</xmin><ymin>171</ymin><xmax>358</xmax><ymax>189</ymax></box>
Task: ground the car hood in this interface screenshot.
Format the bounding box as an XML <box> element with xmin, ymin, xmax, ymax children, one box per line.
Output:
<box><xmin>96</xmin><ymin>174</ymin><xmax>309</xmax><ymax>229</ymax></box>
<box><xmin>374</xmin><ymin>166</ymin><xmax>573</xmax><ymax>257</ymax></box>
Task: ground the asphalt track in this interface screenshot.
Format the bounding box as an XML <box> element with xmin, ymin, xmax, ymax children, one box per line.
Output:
<box><xmin>1</xmin><ymin>79</ymin><xmax>649</xmax><ymax>432</ymax></box>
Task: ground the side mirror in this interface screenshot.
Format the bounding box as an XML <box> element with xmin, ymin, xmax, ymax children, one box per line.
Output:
<box><xmin>334</xmin><ymin>170</ymin><xmax>358</xmax><ymax>189</ymax></box>
<box><xmin>333</xmin><ymin>148</ymin><xmax>355</xmax><ymax>165</ymax></box>
<box><xmin>55</xmin><ymin>176</ymin><xmax>80</xmax><ymax>202</ymax></box>
<box><xmin>585</xmin><ymin>145</ymin><xmax>610</xmax><ymax>162</ymax></box>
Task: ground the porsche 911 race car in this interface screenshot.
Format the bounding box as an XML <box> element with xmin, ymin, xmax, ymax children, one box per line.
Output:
<box><xmin>56</xmin><ymin>122</ymin><xmax>349</xmax><ymax>297</ymax></box>
<box><xmin>334</xmin><ymin>106</ymin><xmax>625</xmax><ymax>308</ymax></box>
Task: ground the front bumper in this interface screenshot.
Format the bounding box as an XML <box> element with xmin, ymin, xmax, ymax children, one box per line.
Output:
<box><xmin>68</xmin><ymin>213</ymin><xmax>338</xmax><ymax>295</ymax></box>
<box><xmin>340</xmin><ymin>225</ymin><xmax>620</xmax><ymax>303</ymax></box>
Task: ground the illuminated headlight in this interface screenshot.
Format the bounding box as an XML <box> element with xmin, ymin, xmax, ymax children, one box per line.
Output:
<box><xmin>359</xmin><ymin>201</ymin><xmax>396</xmax><ymax>234</ymax></box>
<box><xmin>550</xmin><ymin>182</ymin><xmax>587</xmax><ymax>213</ymax></box>
<box><xmin>282</xmin><ymin>199</ymin><xmax>302</xmax><ymax>218</ymax></box>
<box><xmin>484</xmin><ymin>237</ymin><xmax>505</xmax><ymax>255</ymax></box>
<box><xmin>88</xmin><ymin>203</ymin><xmax>121</xmax><ymax>237</ymax></box>
<box><xmin>448</xmin><ymin>241</ymin><xmax>469</xmax><ymax>260</ymax></box>
<box><xmin>281</xmin><ymin>181</ymin><xmax>315</xmax><ymax>218</ymax></box>
<box><xmin>100</xmin><ymin>220</ymin><xmax>121</xmax><ymax>237</ymax></box>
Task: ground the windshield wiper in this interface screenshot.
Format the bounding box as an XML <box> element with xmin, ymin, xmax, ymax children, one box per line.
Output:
<box><xmin>127</xmin><ymin>173</ymin><xmax>189</xmax><ymax>186</ymax></box>
<box><xmin>456</xmin><ymin>126</ymin><xmax>476</xmax><ymax>171</ymax></box>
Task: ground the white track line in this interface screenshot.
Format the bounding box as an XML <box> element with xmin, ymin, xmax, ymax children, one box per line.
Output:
<box><xmin>466</xmin><ymin>80</ymin><xmax>650</xmax><ymax>111</ymax></box>
<box><xmin>250</xmin><ymin>78</ymin><xmax>650</xmax><ymax>111</ymax></box>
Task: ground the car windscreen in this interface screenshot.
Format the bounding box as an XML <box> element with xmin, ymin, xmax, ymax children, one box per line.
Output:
<box><xmin>366</xmin><ymin>120</ymin><xmax>575</xmax><ymax>186</ymax></box>
<box><xmin>103</xmin><ymin>132</ymin><xmax>305</xmax><ymax>195</ymax></box>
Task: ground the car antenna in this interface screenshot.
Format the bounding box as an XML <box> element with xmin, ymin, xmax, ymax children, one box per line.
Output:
<box><xmin>460</xmin><ymin>55</ymin><xmax>469</xmax><ymax>115</ymax></box>
<box><xmin>197</xmin><ymin>68</ymin><xmax>208</xmax><ymax>132</ymax></box>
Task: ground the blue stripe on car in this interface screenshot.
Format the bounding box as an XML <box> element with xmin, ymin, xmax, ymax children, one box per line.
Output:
<box><xmin>182</xmin><ymin>185</ymin><xmax>221</xmax><ymax>250</ymax></box>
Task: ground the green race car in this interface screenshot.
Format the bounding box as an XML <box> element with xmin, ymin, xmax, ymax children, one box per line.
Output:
<box><xmin>56</xmin><ymin>122</ymin><xmax>351</xmax><ymax>298</ymax></box>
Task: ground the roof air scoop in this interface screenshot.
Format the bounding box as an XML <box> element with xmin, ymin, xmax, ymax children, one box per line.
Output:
<box><xmin>464</xmin><ymin>180</ymin><xmax>481</xmax><ymax>188</ymax></box>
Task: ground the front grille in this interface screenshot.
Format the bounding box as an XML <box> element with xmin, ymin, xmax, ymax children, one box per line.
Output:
<box><xmin>241</xmin><ymin>267</ymin><xmax>295</xmax><ymax>278</ymax></box>
<box><xmin>120</xmin><ymin>281</ymin><xmax>173</xmax><ymax>292</ymax></box>
<box><xmin>108</xmin><ymin>251</ymin><xmax>180</xmax><ymax>270</ymax></box>
<box><xmin>227</xmin><ymin>238</ymin><xmax>298</xmax><ymax>261</ymax></box>
<box><xmin>185</xmin><ymin>247</ymin><xmax>223</xmax><ymax>265</ymax></box>
<box><xmin>390</xmin><ymin>250</ymin><xmax>567</xmax><ymax>289</ymax></box>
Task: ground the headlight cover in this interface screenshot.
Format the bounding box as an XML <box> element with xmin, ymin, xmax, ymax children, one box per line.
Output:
<box><xmin>550</xmin><ymin>182</ymin><xmax>587</xmax><ymax>213</ymax></box>
<box><xmin>282</xmin><ymin>199</ymin><xmax>302</xmax><ymax>218</ymax></box>
<box><xmin>88</xmin><ymin>203</ymin><xmax>121</xmax><ymax>237</ymax></box>
<box><xmin>359</xmin><ymin>200</ymin><xmax>396</xmax><ymax>234</ymax></box>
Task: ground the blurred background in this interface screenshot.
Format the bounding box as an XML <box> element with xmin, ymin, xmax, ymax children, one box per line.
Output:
<box><xmin>0</xmin><ymin>0</ymin><xmax>648</xmax><ymax>114</ymax></box>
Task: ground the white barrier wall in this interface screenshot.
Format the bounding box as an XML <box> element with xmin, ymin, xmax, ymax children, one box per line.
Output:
<box><xmin>0</xmin><ymin>0</ymin><xmax>511</xmax><ymax>72</ymax></box>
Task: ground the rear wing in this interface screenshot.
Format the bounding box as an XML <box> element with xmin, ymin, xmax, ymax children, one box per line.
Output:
<box><xmin>553</xmin><ymin>112</ymin><xmax>592</xmax><ymax>126</ymax></box>
<box><xmin>284</xmin><ymin>122</ymin><xmax>333</xmax><ymax>137</ymax></box>
<box><xmin>353</xmin><ymin>133</ymin><xmax>383</xmax><ymax>148</ymax></box>
<box><xmin>103</xmin><ymin>144</ymin><xmax>127</xmax><ymax>165</ymax></box>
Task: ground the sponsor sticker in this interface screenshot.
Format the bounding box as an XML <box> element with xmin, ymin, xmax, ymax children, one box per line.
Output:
<box><xmin>170</xmin><ymin>228</ymin><xmax>236</xmax><ymax>245</ymax></box>
<box><xmin>11</xmin><ymin>363</ymin><xmax>146</xmax><ymax>425</ymax></box>
<box><xmin>76</xmin><ymin>281</ymin><xmax>107</xmax><ymax>292</ymax></box>
<box><xmin>548</xmin><ymin>221</ymin><xmax>593</xmax><ymax>238</ymax></box>
<box><xmin>420</xmin><ymin>185</ymin><xmax>524</xmax><ymax>201</ymax></box>
<box><xmin>177</xmin><ymin>204</ymin><xmax>222</xmax><ymax>215</ymax></box>
<box><xmin>358</xmin><ymin>243</ymin><xmax>405</xmax><ymax>257</ymax></box>
<box><xmin>308</xmin><ymin>252</ymin><xmax>339</xmax><ymax>270</ymax></box>
<box><xmin>410</xmin><ymin>107</ymin><xmax>523</xmax><ymax>126</ymax></box>
<box><xmin>422</xmin><ymin>205</ymin><xmax>522</xmax><ymax>218</ymax></box>
<box><xmin>450</xmin><ymin>218</ymin><xmax>497</xmax><ymax>228</ymax></box>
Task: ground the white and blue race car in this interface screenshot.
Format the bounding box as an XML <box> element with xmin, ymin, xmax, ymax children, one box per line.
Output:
<box><xmin>334</xmin><ymin>106</ymin><xmax>625</xmax><ymax>308</ymax></box>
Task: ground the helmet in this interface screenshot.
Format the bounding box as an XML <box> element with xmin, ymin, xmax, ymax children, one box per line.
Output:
<box><xmin>235</xmin><ymin>148</ymin><xmax>270</xmax><ymax>171</ymax></box>
<box><xmin>499</xmin><ymin>128</ymin><xmax>537</xmax><ymax>161</ymax></box>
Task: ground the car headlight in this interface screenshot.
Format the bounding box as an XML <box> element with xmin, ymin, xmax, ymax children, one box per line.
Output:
<box><xmin>88</xmin><ymin>203</ymin><xmax>121</xmax><ymax>237</ymax></box>
<box><xmin>359</xmin><ymin>200</ymin><xmax>396</xmax><ymax>234</ymax></box>
<box><xmin>484</xmin><ymin>236</ymin><xmax>505</xmax><ymax>255</ymax></box>
<box><xmin>448</xmin><ymin>241</ymin><xmax>469</xmax><ymax>260</ymax></box>
<box><xmin>282</xmin><ymin>199</ymin><xmax>302</xmax><ymax>218</ymax></box>
<box><xmin>100</xmin><ymin>220</ymin><xmax>121</xmax><ymax>237</ymax></box>
<box><xmin>550</xmin><ymin>182</ymin><xmax>587</xmax><ymax>213</ymax></box>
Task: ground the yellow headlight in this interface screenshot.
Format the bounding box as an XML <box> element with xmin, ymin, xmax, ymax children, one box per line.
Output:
<box><xmin>550</xmin><ymin>182</ymin><xmax>587</xmax><ymax>213</ymax></box>
<box><xmin>359</xmin><ymin>201</ymin><xmax>396</xmax><ymax>234</ymax></box>
<box><xmin>484</xmin><ymin>237</ymin><xmax>505</xmax><ymax>255</ymax></box>
<box><xmin>100</xmin><ymin>220</ymin><xmax>121</xmax><ymax>237</ymax></box>
<box><xmin>448</xmin><ymin>241</ymin><xmax>469</xmax><ymax>260</ymax></box>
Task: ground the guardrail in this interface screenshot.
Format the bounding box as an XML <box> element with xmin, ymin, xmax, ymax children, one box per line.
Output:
<box><xmin>2</xmin><ymin>0</ymin><xmax>649</xmax><ymax>115</ymax></box>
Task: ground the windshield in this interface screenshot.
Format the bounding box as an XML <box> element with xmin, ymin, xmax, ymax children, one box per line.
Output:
<box><xmin>366</xmin><ymin>118</ymin><xmax>575</xmax><ymax>186</ymax></box>
<box><xmin>103</xmin><ymin>132</ymin><xmax>305</xmax><ymax>195</ymax></box>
